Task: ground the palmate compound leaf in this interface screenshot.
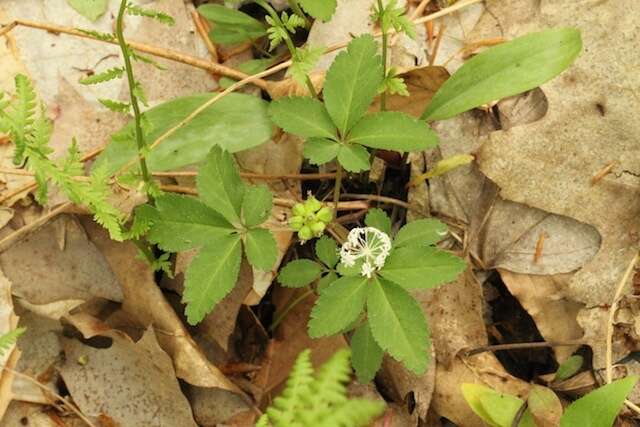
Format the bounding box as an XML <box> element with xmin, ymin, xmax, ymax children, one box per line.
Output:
<box><xmin>422</xmin><ymin>28</ymin><xmax>582</xmax><ymax>121</ymax></box>
<box><xmin>560</xmin><ymin>376</ymin><xmax>638</xmax><ymax>427</ymax></box>
<box><xmin>380</xmin><ymin>246</ymin><xmax>466</xmax><ymax>289</ymax></box>
<box><xmin>337</xmin><ymin>143</ymin><xmax>370</xmax><ymax>172</ymax></box>
<box><xmin>393</xmin><ymin>218</ymin><xmax>448</xmax><ymax>248</ymax></box>
<box><xmin>183</xmin><ymin>235</ymin><xmax>243</xmax><ymax>325</ymax></box>
<box><xmin>268</xmin><ymin>97</ymin><xmax>337</xmax><ymax>139</ymax></box>
<box><xmin>197</xmin><ymin>146</ymin><xmax>244</xmax><ymax>225</ymax></box>
<box><xmin>347</xmin><ymin>111</ymin><xmax>439</xmax><ymax>152</ymax></box>
<box><xmin>323</xmin><ymin>35</ymin><xmax>383</xmax><ymax>136</ymax></box>
<box><xmin>367</xmin><ymin>277</ymin><xmax>429</xmax><ymax>374</ymax></box>
<box><xmin>350</xmin><ymin>321</ymin><xmax>383</xmax><ymax>383</ymax></box>
<box><xmin>278</xmin><ymin>259</ymin><xmax>323</xmax><ymax>288</ymax></box>
<box><xmin>304</xmin><ymin>138</ymin><xmax>340</xmax><ymax>165</ymax></box>
<box><xmin>308</xmin><ymin>276</ymin><xmax>369</xmax><ymax>338</ymax></box>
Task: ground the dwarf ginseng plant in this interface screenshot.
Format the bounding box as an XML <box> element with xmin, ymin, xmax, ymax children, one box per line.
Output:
<box><xmin>279</xmin><ymin>209</ymin><xmax>465</xmax><ymax>380</ymax></box>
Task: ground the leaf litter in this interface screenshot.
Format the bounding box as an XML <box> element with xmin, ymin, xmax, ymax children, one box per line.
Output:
<box><xmin>0</xmin><ymin>0</ymin><xmax>637</xmax><ymax>426</ymax></box>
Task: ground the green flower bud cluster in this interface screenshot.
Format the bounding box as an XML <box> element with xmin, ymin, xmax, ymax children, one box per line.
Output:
<box><xmin>289</xmin><ymin>196</ymin><xmax>333</xmax><ymax>241</ymax></box>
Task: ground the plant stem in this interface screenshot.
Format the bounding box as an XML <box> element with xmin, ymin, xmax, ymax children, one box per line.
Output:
<box><xmin>333</xmin><ymin>164</ymin><xmax>343</xmax><ymax>212</ymax></box>
<box><xmin>256</xmin><ymin>0</ymin><xmax>318</xmax><ymax>98</ymax></box>
<box><xmin>377</xmin><ymin>0</ymin><xmax>388</xmax><ymax>111</ymax></box>
<box><xmin>270</xmin><ymin>288</ymin><xmax>314</xmax><ymax>331</ymax></box>
<box><xmin>115</xmin><ymin>0</ymin><xmax>152</xmax><ymax>194</ymax></box>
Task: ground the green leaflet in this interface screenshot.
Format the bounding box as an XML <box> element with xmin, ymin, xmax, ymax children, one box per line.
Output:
<box><xmin>315</xmin><ymin>236</ymin><xmax>339</xmax><ymax>268</ymax></box>
<box><xmin>393</xmin><ymin>218</ymin><xmax>448</xmax><ymax>248</ymax></box>
<box><xmin>183</xmin><ymin>235</ymin><xmax>243</xmax><ymax>325</ymax></box>
<box><xmin>560</xmin><ymin>376</ymin><xmax>638</xmax><ymax>427</ymax></box>
<box><xmin>0</xmin><ymin>328</ymin><xmax>25</xmax><ymax>357</ymax></box>
<box><xmin>278</xmin><ymin>259</ymin><xmax>323</xmax><ymax>288</ymax></box>
<box><xmin>323</xmin><ymin>35</ymin><xmax>383</xmax><ymax>135</ymax></box>
<box><xmin>79</xmin><ymin>67</ymin><xmax>124</xmax><ymax>85</ymax></box>
<box><xmin>337</xmin><ymin>144</ymin><xmax>370</xmax><ymax>172</ymax></box>
<box><xmin>350</xmin><ymin>321</ymin><xmax>383</xmax><ymax>383</ymax></box>
<box><xmin>269</xmin><ymin>97</ymin><xmax>337</xmax><ymax>139</ymax></box>
<box><xmin>303</xmin><ymin>138</ymin><xmax>340</xmax><ymax>165</ymax></box>
<box><xmin>347</xmin><ymin>112</ymin><xmax>439</xmax><ymax>151</ymax></box>
<box><xmin>244</xmin><ymin>228</ymin><xmax>278</xmax><ymax>271</ymax></box>
<box><xmin>298</xmin><ymin>0</ymin><xmax>337</xmax><ymax>21</ymax></box>
<box><xmin>317</xmin><ymin>272</ymin><xmax>338</xmax><ymax>292</ymax></box>
<box><xmin>197</xmin><ymin>147</ymin><xmax>245</xmax><ymax>225</ymax></box>
<box><xmin>367</xmin><ymin>277</ymin><xmax>429</xmax><ymax>374</ymax></box>
<box><xmin>242</xmin><ymin>185</ymin><xmax>273</xmax><ymax>228</ymax></box>
<box><xmin>422</xmin><ymin>28</ymin><xmax>582</xmax><ymax>121</ymax></box>
<box><xmin>66</xmin><ymin>0</ymin><xmax>109</xmax><ymax>21</ymax></box>
<box><xmin>144</xmin><ymin>194</ymin><xmax>235</xmax><ymax>252</ymax></box>
<box><xmin>308</xmin><ymin>276</ymin><xmax>369</xmax><ymax>338</ymax></box>
<box><xmin>380</xmin><ymin>246</ymin><xmax>466</xmax><ymax>289</ymax></box>
<box><xmin>198</xmin><ymin>4</ymin><xmax>266</xmax><ymax>45</ymax></box>
<box><xmin>94</xmin><ymin>93</ymin><xmax>272</xmax><ymax>173</ymax></box>
<box><xmin>364</xmin><ymin>208</ymin><xmax>392</xmax><ymax>235</ymax></box>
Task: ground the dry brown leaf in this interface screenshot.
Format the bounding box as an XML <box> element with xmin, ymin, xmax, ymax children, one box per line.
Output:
<box><xmin>80</xmin><ymin>218</ymin><xmax>237</xmax><ymax>391</ymax></box>
<box><xmin>473</xmin><ymin>0</ymin><xmax>640</xmax><ymax>368</ymax></box>
<box><xmin>3</xmin><ymin>401</ymin><xmax>85</xmax><ymax>427</ymax></box>
<box><xmin>60</xmin><ymin>328</ymin><xmax>197</xmax><ymax>427</ymax></box>
<box><xmin>0</xmin><ymin>216</ymin><xmax>122</xmax><ymax>305</ymax></box>
<box><xmin>0</xmin><ymin>268</ymin><xmax>20</xmax><ymax>419</ymax></box>
<box><xmin>499</xmin><ymin>270</ymin><xmax>583</xmax><ymax>362</ymax></box>
<box><xmin>527</xmin><ymin>384</ymin><xmax>563</xmax><ymax>427</ymax></box>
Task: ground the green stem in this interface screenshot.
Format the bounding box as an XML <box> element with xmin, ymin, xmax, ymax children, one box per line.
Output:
<box><xmin>287</xmin><ymin>0</ymin><xmax>308</xmax><ymax>26</ymax></box>
<box><xmin>333</xmin><ymin>164</ymin><xmax>343</xmax><ymax>212</ymax></box>
<box><xmin>270</xmin><ymin>288</ymin><xmax>314</xmax><ymax>331</ymax></box>
<box><xmin>133</xmin><ymin>239</ymin><xmax>156</xmax><ymax>265</ymax></box>
<box><xmin>377</xmin><ymin>0</ymin><xmax>388</xmax><ymax>111</ymax></box>
<box><xmin>115</xmin><ymin>0</ymin><xmax>152</xmax><ymax>192</ymax></box>
<box><xmin>256</xmin><ymin>0</ymin><xmax>317</xmax><ymax>98</ymax></box>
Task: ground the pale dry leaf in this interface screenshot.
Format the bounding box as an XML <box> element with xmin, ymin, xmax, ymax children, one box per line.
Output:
<box><xmin>60</xmin><ymin>328</ymin><xmax>198</xmax><ymax>427</ymax></box>
<box><xmin>81</xmin><ymin>218</ymin><xmax>237</xmax><ymax>391</ymax></box>
<box><xmin>473</xmin><ymin>0</ymin><xmax>640</xmax><ymax>368</ymax></box>
<box><xmin>0</xmin><ymin>267</ymin><xmax>20</xmax><ymax>419</ymax></box>
<box><xmin>499</xmin><ymin>269</ymin><xmax>583</xmax><ymax>363</ymax></box>
<box><xmin>0</xmin><ymin>216</ymin><xmax>123</xmax><ymax>305</ymax></box>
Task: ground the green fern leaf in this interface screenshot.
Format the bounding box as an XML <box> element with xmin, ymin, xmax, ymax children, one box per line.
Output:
<box><xmin>126</xmin><ymin>3</ymin><xmax>175</xmax><ymax>26</ymax></box>
<box><xmin>76</xmin><ymin>28</ymin><xmax>116</xmax><ymax>42</ymax></box>
<box><xmin>0</xmin><ymin>327</ymin><xmax>25</xmax><ymax>357</ymax></box>
<box><xmin>79</xmin><ymin>67</ymin><xmax>125</xmax><ymax>85</ymax></box>
<box><xmin>99</xmin><ymin>99</ymin><xmax>131</xmax><ymax>113</ymax></box>
<box><xmin>7</xmin><ymin>74</ymin><xmax>37</xmax><ymax>164</ymax></box>
<box><xmin>266</xmin><ymin>349</ymin><xmax>315</xmax><ymax>425</ymax></box>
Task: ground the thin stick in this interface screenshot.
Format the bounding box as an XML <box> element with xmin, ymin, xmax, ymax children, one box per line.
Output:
<box><xmin>464</xmin><ymin>340</ymin><xmax>586</xmax><ymax>357</ymax></box>
<box><xmin>338</xmin><ymin>193</ymin><xmax>411</xmax><ymax>210</ymax></box>
<box><xmin>158</xmin><ymin>184</ymin><xmax>368</xmax><ymax>211</ymax></box>
<box><xmin>0</xmin><ymin>202</ymin><xmax>72</xmax><ymax>254</ymax></box>
<box><xmin>4</xmin><ymin>367</ymin><xmax>97</xmax><ymax>427</ymax></box>
<box><xmin>606</xmin><ymin>252</ymin><xmax>638</xmax><ymax>383</ymax></box>
<box><xmin>190</xmin><ymin>11</ymin><xmax>218</xmax><ymax>63</ymax></box>
<box><xmin>428</xmin><ymin>21</ymin><xmax>446</xmax><ymax>66</ymax></box>
<box><xmin>0</xmin><ymin>19</ymin><xmax>268</xmax><ymax>91</ymax></box>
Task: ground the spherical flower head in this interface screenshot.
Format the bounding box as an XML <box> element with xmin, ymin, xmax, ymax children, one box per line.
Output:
<box><xmin>289</xmin><ymin>196</ymin><xmax>334</xmax><ymax>242</ymax></box>
<box><xmin>340</xmin><ymin>227</ymin><xmax>392</xmax><ymax>278</ymax></box>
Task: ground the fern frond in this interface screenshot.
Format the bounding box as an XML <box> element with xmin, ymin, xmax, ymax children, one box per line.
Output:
<box><xmin>266</xmin><ymin>349</ymin><xmax>315</xmax><ymax>425</ymax></box>
<box><xmin>317</xmin><ymin>400</ymin><xmax>385</xmax><ymax>427</ymax></box>
<box><xmin>124</xmin><ymin>204</ymin><xmax>156</xmax><ymax>240</ymax></box>
<box><xmin>86</xmin><ymin>164</ymin><xmax>124</xmax><ymax>241</ymax></box>
<box><xmin>0</xmin><ymin>327</ymin><xmax>25</xmax><ymax>357</ymax></box>
<box><xmin>80</xmin><ymin>67</ymin><xmax>125</xmax><ymax>85</ymax></box>
<box><xmin>99</xmin><ymin>98</ymin><xmax>131</xmax><ymax>113</ymax></box>
<box><xmin>129</xmin><ymin>49</ymin><xmax>167</xmax><ymax>70</ymax></box>
<box><xmin>126</xmin><ymin>3</ymin><xmax>175</xmax><ymax>26</ymax></box>
<box><xmin>132</xmin><ymin>82</ymin><xmax>149</xmax><ymax>107</ymax></box>
<box><xmin>77</xmin><ymin>28</ymin><xmax>116</xmax><ymax>42</ymax></box>
<box><xmin>7</xmin><ymin>74</ymin><xmax>37</xmax><ymax>164</ymax></box>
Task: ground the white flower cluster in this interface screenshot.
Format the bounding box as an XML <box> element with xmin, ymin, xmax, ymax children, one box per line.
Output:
<box><xmin>339</xmin><ymin>227</ymin><xmax>392</xmax><ymax>278</ymax></box>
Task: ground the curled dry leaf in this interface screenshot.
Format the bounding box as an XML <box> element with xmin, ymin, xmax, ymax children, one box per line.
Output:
<box><xmin>59</xmin><ymin>329</ymin><xmax>198</xmax><ymax>427</ymax></box>
<box><xmin>473</xmin><ymin>0</ymin><xmax>640</xmax><ymax>369</ymax></box>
